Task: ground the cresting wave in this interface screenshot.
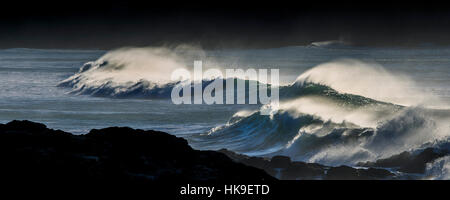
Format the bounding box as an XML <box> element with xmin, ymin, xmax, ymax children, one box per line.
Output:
<box><xmin>197</xmin><ymin>99</ymin><xmax>450</xmax><ymax>176</ymax></box>
<box><xmin>58</xmin><ymin>47</ymin><xmax>190</xmax><ymax>98</ymax></box>
<box><xmin>58</xmin><ymin>47</ymin><xmax>273</xmax><ymax>100</ymax></box>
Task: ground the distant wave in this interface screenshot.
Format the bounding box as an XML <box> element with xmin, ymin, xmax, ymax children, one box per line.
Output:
<box><xmin>59</xmin><ymin>47</ymin><xmax>197</xmax><ymax>99</ymax></box>
<box><xmin>59</xmin><ymin>60</ymin><xmax>400</xmax><ymax>106</ymax></box>
<box><xmin>59</xmin><ymin>47</ymin><xmax>271</xmax><ymax>100</ymax></box>
<box><xmin>308</xmin><ymin>40</ymin><xmax>352</xmax><ymax>49</ymax></box>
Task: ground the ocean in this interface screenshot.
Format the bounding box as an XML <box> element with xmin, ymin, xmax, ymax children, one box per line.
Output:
<box><xmin>1</xmin><ymin>45</ymin><xmax>449</xmax><ymax>178</ymax></box>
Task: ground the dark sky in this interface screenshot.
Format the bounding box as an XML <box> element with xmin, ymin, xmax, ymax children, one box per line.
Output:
<box><xmin>1</xmin><ymin>0</ymin><xmax>450</xmax><ymax>49</ymax></box>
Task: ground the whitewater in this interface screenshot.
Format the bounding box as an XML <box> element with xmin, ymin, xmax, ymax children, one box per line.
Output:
<box><xmin>1</xmin><ymin>45</ymin><xmax>449</xmax><ymax>179</ymax></box>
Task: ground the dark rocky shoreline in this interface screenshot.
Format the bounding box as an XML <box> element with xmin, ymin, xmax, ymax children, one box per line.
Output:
<box><xmin>0</xmin><ymin>120</ymin><xmax>274</xmax><ymax>184</ymax></box>
<box><xmin>218</xmin><ymin>149</ymin><xmax>395</xmax><ymax>180</ymax></box>
<box><xmin>0</xmin><ymin>120</ymin><xmax>444</xmax><ymax>183</ymax></box>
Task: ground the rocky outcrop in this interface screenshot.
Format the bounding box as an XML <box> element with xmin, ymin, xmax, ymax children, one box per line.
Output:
<box><xmin>0</xmin><ymin>120</ymin><xmax>275</xmax><ymax>184</ymax></box>
<box><xmin>358</xmin><ymin>148</ymin><xmax>448</xmax><ymax>173</ymax></box>
<box><xmin>218</xmin><ymin>149</ymin><xmax>395</xmax><ymax>180</ymax></box>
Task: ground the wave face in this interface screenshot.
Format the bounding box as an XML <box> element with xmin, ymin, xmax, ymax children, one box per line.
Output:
<box><xmin>293</xmin><ymin>59</ymin><xmax>442</xmax><ymax>106</ymax></box>
<box><xmin>198</xmin><ymin>60</ymin><xmax>450</xmax><ymax>170</ymax></box>
<box><xmin>200</xmin><ymin>99</ymin><xmax>449</xmax><ymax>167</ymax></box>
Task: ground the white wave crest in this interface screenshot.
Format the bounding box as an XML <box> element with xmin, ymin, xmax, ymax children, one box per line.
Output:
<box><xmin>425</xmin><ymin>156</ymin><xmax>450</xmax><ymax>180</ymax></box>
<box><xmin>62</xmin><ymin>47</ymin><xmax>191</xmax><ymax>87</ymax></box>
<box><xmin>293</xmin><ymin>59</ymin><xmax>442</xmax><ymax>107</ymax></box>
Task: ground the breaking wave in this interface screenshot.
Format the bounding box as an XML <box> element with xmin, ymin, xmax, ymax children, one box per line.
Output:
<box><xmin>425</xmin><ymin>155</ymin><xmax>450</xmax><ymax>180</ymax></box>
<box><xmin>58</xmin><ymin>47</ymin><xmax>272</xmax><ymax>100</ymax></box>
<box><xmin>194</xmin><ymin>60</ymin><xmax>450</xmax><ymax>175</ymax></box>
<box><xmin>58</xmin><ymin>47</ymin><xmax>191</xmax><ymax>98</ymax></box>
<box><xmin>199</xmin><ymin>100</ymin><xmax>449</xmax><ymax>168</ymax></box>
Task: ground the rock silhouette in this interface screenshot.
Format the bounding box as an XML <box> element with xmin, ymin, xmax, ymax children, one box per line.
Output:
<box><xmin>218</xmin><ymin>149</ymin><xmax>395</xmax><ymax>180</ymax></box>
<box><xmin>0</xmin><ymin>120</ymin><xmax>274</xmax><ymax>184</ymax></box>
